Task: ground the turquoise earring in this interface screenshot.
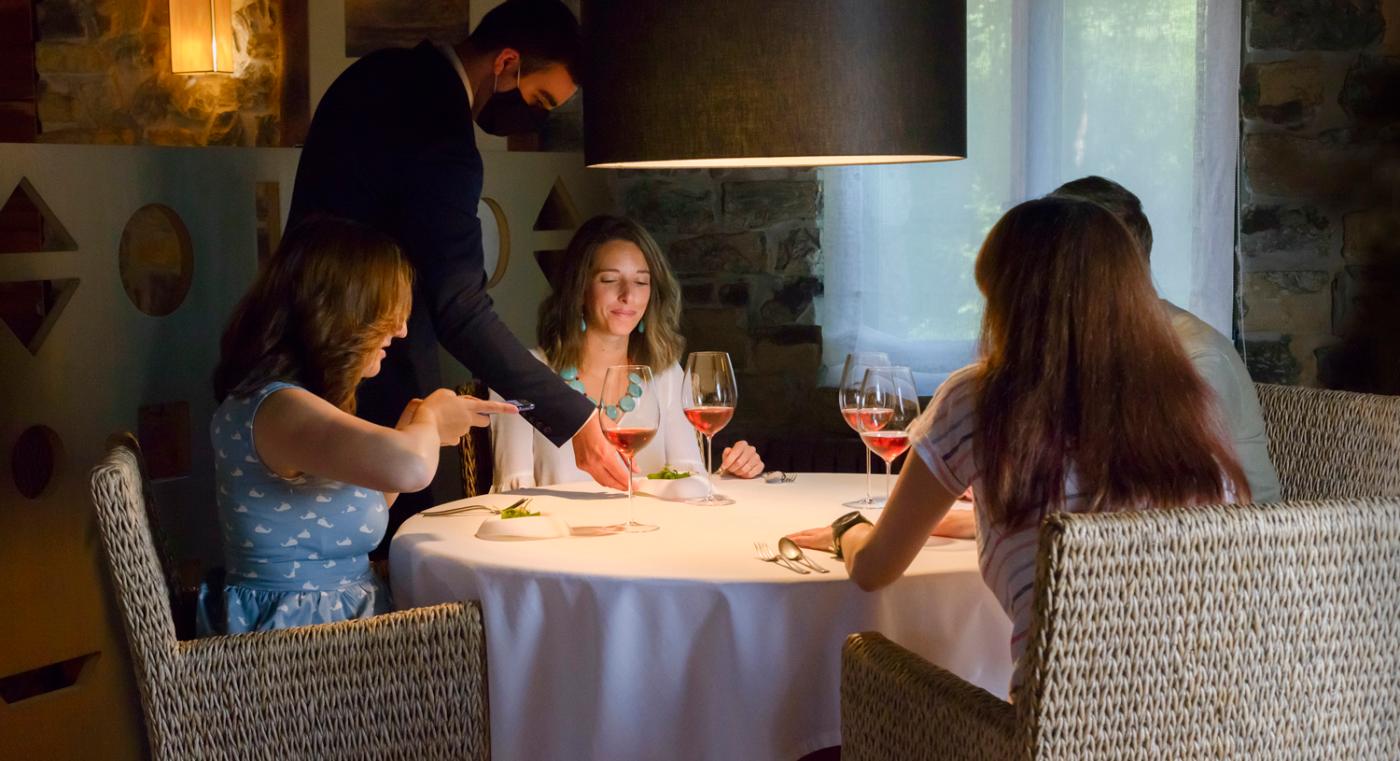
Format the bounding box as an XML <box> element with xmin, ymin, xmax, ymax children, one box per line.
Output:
<box><xmin>638</xmin><ymin>318</ymin><xmax>646</xmax><ymax>334</ymax></box>
<box><xmin>580</xmin><ymin>317</ymin><xmax>587</xmax><ymax>333</ymax></box>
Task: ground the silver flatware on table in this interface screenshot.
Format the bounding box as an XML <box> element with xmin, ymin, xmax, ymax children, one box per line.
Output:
<box><xmin>778</xmin><ymin>536</ymin><xmax>829</xmax><ymax>573</ymax></box>
<box><xmin>753</xmin><ymin>540</ymin><xmax>809</xmax><ymax>574</ymax></box>
<box><xmin>422</xmin><ymin>497</ymin><xmax>529</xmax><ymax>517</ymax></box>
<box><xmin>763</xmin><ymin>471</ymin><xmax>797</xmax><ymax>483</ymax></box>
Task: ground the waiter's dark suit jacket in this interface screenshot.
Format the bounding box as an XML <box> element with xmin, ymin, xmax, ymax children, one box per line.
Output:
<box><xmin>288</xmin><ymin>41</ymin><xmax>591</xmax><ymax>514</ymax></box>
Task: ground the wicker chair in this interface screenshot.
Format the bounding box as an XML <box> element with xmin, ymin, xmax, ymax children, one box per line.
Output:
<box><xmin>90</xmin><ymin>435</ymin><xmax>490</xmax><ymax>760</ymax></box>
<box><xmin>1255</xmin><ymin>382</ymin><xmax>1400</xmax><ymax>500</ymax></box>
<box><xmin>841</xmin><ymin>498</ymin><xmax>1400</xmax><ymax>760</ymax></box>
<box><xmin>458</xmin><ymin>380</ymin><xmax>494</xmax><ymax>497</ymax></box>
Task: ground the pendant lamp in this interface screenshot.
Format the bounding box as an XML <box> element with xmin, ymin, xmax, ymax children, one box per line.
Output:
<box><xmin>581</xmin><ymin>0</ymin><xmax>966</xmax><ymax>169</ymax></box>
<box><xmin>170</xmin><ymin>0</ymin><xmax>235</xmax><ymax>74</ymax></box>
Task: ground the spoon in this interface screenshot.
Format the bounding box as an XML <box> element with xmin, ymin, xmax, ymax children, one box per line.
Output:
<box><xmin>778</xmin><ymin>536</ymin><xmax>829</xmax><ymax>573</ymax></box>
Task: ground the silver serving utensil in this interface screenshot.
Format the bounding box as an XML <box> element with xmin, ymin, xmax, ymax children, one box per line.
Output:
<box><xmin>778</xmin><ymin>536</ymin><xmax>829</xmax><ymax>573</ymax></box>
<box><xmin>422</xmin><ymin>497</ymin><xmax>528</xmax><ymax>517</ymax></box>
<box><xmin>763</xmin><ymin>471</ymin><xmax>796</xmax><ymax>484</ymax></box>
<box><xmin>753</xmin><ymin>540</ymin><xmax>809</xmax><ymax>574</ymax></box>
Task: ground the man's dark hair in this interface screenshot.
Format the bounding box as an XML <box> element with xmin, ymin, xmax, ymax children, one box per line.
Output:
<box><xmin>469</xmin><ymin>0</ymin><xmax>581</xmax><ymax>80</ymax></box>
<box><xmin>1049</xmin><ymin>175</ymin><xmax>1153</xmax><ymax>259</ymax></box>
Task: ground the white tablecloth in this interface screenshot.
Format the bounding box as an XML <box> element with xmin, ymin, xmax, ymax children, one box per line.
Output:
<box><xmin>390</xmin><ymin>473</ymin><xmax>1012</xmax><ymax>761</ymax></box>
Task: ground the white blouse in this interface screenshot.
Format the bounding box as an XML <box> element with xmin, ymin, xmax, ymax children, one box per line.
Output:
<box><xmin>489</xmin><ymin>349</ymin><xmax>707</xmax><ymax>491</ymax></box>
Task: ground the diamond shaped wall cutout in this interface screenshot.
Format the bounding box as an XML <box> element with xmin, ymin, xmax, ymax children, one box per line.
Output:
<box><xmin>0</xmin><ymin>652</ymin><xmax>99</xmax><ymax>704</ymax></box>
<box><xmin>533</xmin><ymin>249</ymin><xmax>570</xmax><ymax>290</ymax></box>
<box><xmin>0</xmin><ymin>278</ymin><xmax>79</xmax><ymax>355</ymax></box>
<box><xmin>0</xmin><ymin>177</ymin><xmax>77</xmax><ymax>254</ymax></box>
<box><xmin>532</xmin><ymin>177</ymin><xmax>581</xmax><ymax>232</ymax></box>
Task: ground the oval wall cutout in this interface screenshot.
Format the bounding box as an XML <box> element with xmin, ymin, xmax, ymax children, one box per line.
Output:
<box><xmin>480</xmin><ymin>197</ymin><xmax>511</xmax><ymax>289</ymax></box>
<box><xmin>12</xmin><ymin>425</ymin><xmax>62</xmax><ymax>499</ymax></box>
<box><xmin>119</xmin><ymin>204</ymin><xmax>194</xmax><ymax>316</ymax></box>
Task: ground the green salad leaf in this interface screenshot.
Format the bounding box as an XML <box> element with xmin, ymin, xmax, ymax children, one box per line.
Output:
<box><xmin>500</xmin><ymin>500</ymin><xmax>540</xmax><ymax>519</ymax></box>
<box><xmin>647</xmin><ymin>465</ymin><xmax>692</xmax><ymax>480</ymax></box>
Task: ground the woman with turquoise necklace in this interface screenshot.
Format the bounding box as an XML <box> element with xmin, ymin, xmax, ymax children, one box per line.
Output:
<box><xmin>490</xmin><ymin>215</ymin><xmax>764</xmax><ymax>490</ymax></box>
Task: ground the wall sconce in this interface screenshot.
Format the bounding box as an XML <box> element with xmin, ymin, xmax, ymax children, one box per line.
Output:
<box><xmin>581</xmin><ymin>0</ymin><xmax>966</xmax><ymax>169</ymax></box>
<box><xmin>169</xmin><ymin>0</ymin><xmax>235</xmax><ymax>74</ymax></box>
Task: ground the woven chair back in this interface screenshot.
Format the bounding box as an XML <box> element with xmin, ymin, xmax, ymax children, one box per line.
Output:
<box><xmin>89</xmin><ymin>435</ymin><xmax>181</xmax><ymax>717</ymax></box>
<box><xmin>1256</xmin><ymin>383</ymin><xmax>1400</xmax><ymax>500</ymax></box>
<box><xmin>457</xmin><ymin>381</ymin><xmax>494</xmax><ymax>497</ymax></box>
<box><xmin>1015</xmin><ymin>498</ymin><xmax>1400</xmax><ymax>759</ymax></box>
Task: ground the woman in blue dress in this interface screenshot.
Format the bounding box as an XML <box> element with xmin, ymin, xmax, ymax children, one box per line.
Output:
<box><xmin>200</xmin><ymin>216</ymin><xmax>517</xmax><ymax>634</ymax></box>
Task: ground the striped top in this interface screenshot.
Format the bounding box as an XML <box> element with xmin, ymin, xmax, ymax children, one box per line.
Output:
<box><xmin>910</xmin><ymin>364</ymin><xmax>1233</xmax><ymax>693</ymax></box>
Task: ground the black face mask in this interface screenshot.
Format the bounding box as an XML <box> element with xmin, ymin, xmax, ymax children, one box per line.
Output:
<box><xmin>476</xmin><ymin>89</ymin><xmax>551</xmax><ymax>135</ymax></box>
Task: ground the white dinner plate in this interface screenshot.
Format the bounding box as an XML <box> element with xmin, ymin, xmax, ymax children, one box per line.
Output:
<box><xmin>636</xmin><ymin>474</ymin><xmax>711</xmax><ymax>501</ymax></box>
<box><xmin>475</xmin><ymin>514</ymin><xmax>572</xmax><ymax>541</ymax></box>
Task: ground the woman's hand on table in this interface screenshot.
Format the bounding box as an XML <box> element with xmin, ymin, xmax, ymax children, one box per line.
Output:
<box><xmin>718</xmin><ymin>440</ymin><xmax>764</xmax><ymax>479</ymax></box>
<box><xmin>787</xmin><ymin>526</ymin><xmax>835</xmax><ymax>554</ymax></box>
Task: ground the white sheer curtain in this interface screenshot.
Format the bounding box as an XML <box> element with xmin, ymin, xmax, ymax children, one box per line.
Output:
<box><xmin>818</xmin><ymin>0</ymin><xmax>1241</xmax><ymax>392</ymax></box>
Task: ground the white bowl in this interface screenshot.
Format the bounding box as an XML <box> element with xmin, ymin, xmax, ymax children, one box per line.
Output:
<box><xmin>637</xmin><ymin>474</ymin><xmax>711</xmax><ymax>501</ymax></box>
<box><xmin>474</xmin><ymin>513</ymin><xmax>571</xmax><ymax>540</ymax></box>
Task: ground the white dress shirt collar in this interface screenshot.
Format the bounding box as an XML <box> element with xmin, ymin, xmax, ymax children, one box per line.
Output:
<box><xmin>436</xmin><ymin>42</ymin><xmax>475</xmax><ymax>108</ymax></box>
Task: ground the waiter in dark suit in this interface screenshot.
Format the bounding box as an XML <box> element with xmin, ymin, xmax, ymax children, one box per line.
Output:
<box><xmin>288</xmin><ymin>0</ymin><xmax>629</xmax><ymax>535</ymax></box>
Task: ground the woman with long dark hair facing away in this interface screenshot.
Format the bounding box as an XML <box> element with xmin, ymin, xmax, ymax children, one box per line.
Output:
<box><xmin>202</xmin><ymin>216</ymin><xmax>516</xmax><ymax>634</ymax></box>
<box><xmin>791</xmin><ymin>197</ymin><xmax>1248</xmax><ymax>690</ymax></box>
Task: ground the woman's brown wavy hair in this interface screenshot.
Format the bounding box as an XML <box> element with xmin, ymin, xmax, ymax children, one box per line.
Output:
<box><xmin>213</xmin><ymin>216</ymin><xmax>412</xmax><ymax>413</ymax></box>
<box><xmin>537</xmin><ymin>215</ymin><xmax>684</xmax><ymax>372</ymax></box>
<box><xmin>972</xmin><ymin>197</ymin><xmax>1249</xmax><ymax>530</ymax></box>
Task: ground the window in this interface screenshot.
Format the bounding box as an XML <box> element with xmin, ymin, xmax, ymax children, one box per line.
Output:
<box><xmin>818</xmin><ymin>0</ymin><xmax>1240</xmax><ymax>392</ymax></box>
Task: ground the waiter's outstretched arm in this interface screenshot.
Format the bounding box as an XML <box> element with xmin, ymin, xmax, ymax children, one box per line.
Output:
<box><xmin>398</xmin><ymin>143</ymin><xmax>630</xmax><ymax>490</ymax></box>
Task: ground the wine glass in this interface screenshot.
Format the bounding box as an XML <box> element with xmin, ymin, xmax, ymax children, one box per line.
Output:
<box><xmin>839</xmin><ymin>351</ymin><xmax>891</xmax><ymax>507</ymax></box>
<box><xmin>857</xmin><ymin>366</ymin><xmax>920</xmax><ymax>507</ymax></box>
<box><xmin>598</xmin><ymin>365</ymin><xmax>660</xmax><ymax>532</ymax></box>
<box><xmin>683</xmin><ymin>351</ymin><xmax>737</xmax><ymax>506</ymax></box>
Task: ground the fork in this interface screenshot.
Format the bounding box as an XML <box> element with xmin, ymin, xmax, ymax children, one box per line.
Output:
<box><xmin>753</xmin><ymin>540</ymin><xmax>809</xmax><ymax>574</ymax></box>
<box><xmin>422</xmin><ymin>497</ymin><xmax>528</xmax><ymax>517</ymax></box>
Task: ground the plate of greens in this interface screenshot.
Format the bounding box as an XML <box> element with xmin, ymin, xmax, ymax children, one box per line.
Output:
<box><xmin>475</xmin><ymin>499</ymin><xmax>571</xmax><ymax>540</ymax></box>
<box><xmin>638</xmin><ymin>466</ymin><xmax>709</xmax><ymax>500</ymax></box>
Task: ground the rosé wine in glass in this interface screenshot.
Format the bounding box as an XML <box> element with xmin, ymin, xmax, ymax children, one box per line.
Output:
<box><xmin>840</xmin><ymin>352</ymin><xmax>892</xmax><ymax>507</ymax></box>
<box><xmin>683</xmin><ymin>352</ymin><xmax>738</xmax><ymax>506</ymax></box>
<box><xmin>683</xmin><ymin>406</ymin><xmax>735</xmax><ymax>437</ymax></box>
<box><xmin>856</xmin><ymin>367</ymin><xmax>920</xmax><ymax>506</ymax></box>
<box><xmin>603</xmin><ymin>427</ymin><xmax>657</xmax><ymax>458</ymax></box>
<box><xmin>860</xmin><ymin>430</ymin><xmax>911</xmax><ymax>462</ymax></box>
<box><xmin>842</xmin><ymin>407</ymin><xmax>893</xmax><ymax>432</ymax></box>
<box><xmin>598</xmin><ymin>365</ymin><xmax>660</xmax><ymax>532</ymax></box>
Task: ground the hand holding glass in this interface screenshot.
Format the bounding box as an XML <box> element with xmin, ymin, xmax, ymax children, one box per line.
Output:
<box><xmin>598</xmin><ymin>365</ymin><xmax>660</xmax><ymax>532</ymax></box>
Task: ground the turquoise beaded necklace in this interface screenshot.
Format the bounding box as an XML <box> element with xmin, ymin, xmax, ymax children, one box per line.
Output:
<box><xmin>561</xmin><ymin>366</ymin><xmax>644</xmax><ymax>420</ymax></box>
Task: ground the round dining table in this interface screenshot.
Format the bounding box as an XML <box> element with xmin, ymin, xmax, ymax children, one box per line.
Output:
<box><xmin>389</xmin><ymin>473</ymin><xmax>1013</xmax><ymax>761</ymax></box>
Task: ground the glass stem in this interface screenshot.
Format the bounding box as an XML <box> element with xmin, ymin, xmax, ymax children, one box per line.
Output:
<box><xmin>885</xmin><ymin>458</ymin><xmax>893</xmax><ymax>501</ymax></box>
<box><xmin>705</xmin><ymin>434</ymin><xmax>715</xmax><ymax>499</ymax></box>
<box><xmin>626</xmin><ymin>454</ymin><xmax>635</xmax><ymax>525</ymax></box>
<box><xmin>865</xmin><ymin>449</ymin><xmax>872</xmax><ymax>500</ymax></box>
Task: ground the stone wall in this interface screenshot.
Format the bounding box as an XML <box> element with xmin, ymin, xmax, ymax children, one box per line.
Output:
<box><xmin>1240</xmin><ymin>0</ymin><xmax>1400</xmax><ymax>391</ymax></box>
<box><xmin>32</xmin><ymin>0</ymin><xmax>293</xmax><ymax>146</ymax></box>
<box><xmin>611</xmin><ymin>168</ymin><xmax>839</xmax><ymax>437</ymax></box>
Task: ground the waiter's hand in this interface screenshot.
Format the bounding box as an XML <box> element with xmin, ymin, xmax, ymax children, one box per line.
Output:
<box><xmin>572</xmin><ymin>412</ymin><xmax>633</xmax><ymax>491</ymax></box>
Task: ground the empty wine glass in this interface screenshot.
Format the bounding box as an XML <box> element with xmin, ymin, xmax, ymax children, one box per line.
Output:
<box><xmin>839</xmin><ymin>351</ymin><xmax>891</xmax><ymax>507</ymax></box>
<box><xmin>683</xmin><ymin>351</ymin><xmax>737</xmax><ymax>506</ymax></box>
<box><xmin>598</xmin><ymin>365</ymin><xmax>660</xmax><ymax>532</ymax></box>
<box><xmin>857</xmin><ymin>366</ymin><xmax>920</xmax><ymax>507</ymax></box>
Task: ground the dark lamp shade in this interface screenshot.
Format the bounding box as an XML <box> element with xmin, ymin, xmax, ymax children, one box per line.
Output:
<box><xmin>582</xmin><ymin>0</ymin><xmax>967</xmax><ymax>169</ymax></box>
